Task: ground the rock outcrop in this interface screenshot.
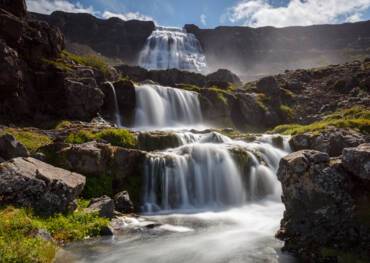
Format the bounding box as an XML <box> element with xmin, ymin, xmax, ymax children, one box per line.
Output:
<box><xmin>277</xmin><ymin>144</ymin><xmax>370</xmax><ymax>262</ymax></box>
<box><xmin>289</xmin><ymin>128</ymin><xmax>368</xmax><ymax>156</ymax></box>
<box><xmin>86</xmin><ymin>195</ymin><xmax>115</xmax><ymax>218</ymax></box>
<box><xmin>114</xmin><ymin>191</ymin><xmax>134</xmax><ymax>213</ymax></box>
<box><xmin>0</xmin><ymin>157</ymin><xmax>85</xmax><ymax>215</ymax></box>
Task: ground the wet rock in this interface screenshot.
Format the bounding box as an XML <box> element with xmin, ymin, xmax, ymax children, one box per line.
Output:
<box><xmin>138</xmin><ymin>132</ymin><xmax>181</xmax><ymax>151</ymax></box>
<box><xmin>289</xmin><ymin>128</ymin><xmax>367</xmax><ymax>157</ymax></box>
<box><xmin>0</xmin><ymin>134</ymin><xmax>29</xmax><ymax>160</ymax></box>
<box><xmin>114</xmin><ymin>191</ymin><xmax>134</xmax><ymax>214</ymax></box>
<box><xmin>86</xmin><ymin>195</ymin><xmax>115</xmax><ymax>219</ymax></box>
<box><xmin>0</xmin><ymin>157</ymin><xmax>85</xmax><ymax>215</ymax></box>
<box><xmin>256</xmin><ymin>76</ymin><xmax>281</xmax><ymax>102</ymax></box>
<box><xmin>342</xmin><ymin>143</ymin><xmax>370</xmax><ymax>180</ymax></box>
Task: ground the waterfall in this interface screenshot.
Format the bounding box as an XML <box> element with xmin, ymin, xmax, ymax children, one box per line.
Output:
<box><xmin>142</xmin><ymin>132</ymin><xmax>289</xmax><ymax>213</ymax></box>
<box><xmin>106</xmin><ymin>82</ymin><xmax>122</xmax><ymax>127</ymax></box>
<box><xmin>134</xmin><ymin>84</ymin><xmax>203</xmax><ymax>128</ymax></box>
<box><xmin>138</xmin><ymin>27</ymin><xmax>207</xmax><ymax>72</ymax></box>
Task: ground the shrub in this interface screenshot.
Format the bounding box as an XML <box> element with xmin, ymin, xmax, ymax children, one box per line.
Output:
<box><xmin>82</xmin><ymin>176</ymin><xmax>113</xmax><ymax>199</ymax></box>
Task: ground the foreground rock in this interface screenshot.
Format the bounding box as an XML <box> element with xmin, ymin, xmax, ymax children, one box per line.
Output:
<box><xmin>86</xmin><ymin>195</ymin><xmax>115</xmax><ymax>219</ymax></box>
<box><xmin>277</xmin><ymin>144</ymin><xmax>370</xmax><ymax>262</ymax></box>
<box><xmin>289</xmin><ymin>128</ymin><xmax>368</xmax><ymax>156</ymax></box>
<box><xmin>0</xmin><ymin>134</ymin><xmax>29</xmax><ymax>160</ymax></box>
<box><xmin>0</xmin><ymin>157</ymin><xmax>85</xmax><ymax>215</ymax></box>
<box><xmin>114</xmin><ymin>191</ymin><xmax>134</xmax><ymax>214</ymax></box>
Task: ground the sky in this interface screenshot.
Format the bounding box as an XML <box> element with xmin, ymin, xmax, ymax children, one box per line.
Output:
<box><xmin>27</xmin><ymin>0</ymin><xmax>370</xmax><ymax>28</ymax></box>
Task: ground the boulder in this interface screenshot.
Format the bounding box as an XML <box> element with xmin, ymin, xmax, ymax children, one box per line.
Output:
<box><xmin>64</xmin><ymin>78</ymin><xmax>105</xmax><ymax>120</ymax></box>
<box><xmin>289</xmin><ymin>128</ymin><xmax>367</xmax><ymax>157</ymax></box>
<box><xmin>138</xmin><ymin>132</ymin><xmax>181</xmax><ymax>151</ymax></box>
<box><xmin>114</xmin><ymin>191</ymin><xmax>134</xmax><ymax>213</ymax></box>
<box><xmin>0</xmin><ymin>157</ymin><xmax>85</xmax><ymax>215</ymax></box>
<box><xmin>0</xmin><ymin>134</ymin><xmax>29</xmax><ymax>160</ymax></box>
<box><xmin>86</xmin><ymin>195</ymin><xmax>115</xmax><ymax>218</ymax></box>
<box><xmin>0</xmin><ymin>0</ymin><xmax>27</xmax><ymax>18</ymax></box>
<box><xmin>206</xmin><ymin>69</ymin><xmax>241</xmax><ymax>86</ymax></box>
<box><xmin>277</xmin><ymin>146</ymin><xmax>370</xmax><ymax>261</ymax></box>
<box><xmin>342</xmin><ymin>143</ymin><xmax>370</xmax><ymax>180</ymax></box>
<box><xmin>256</xmin><ymin>76</ymin><xmax>281</xmax><ymax>101</ymax></box>
<box><xmin>58</xmin><ymin>141</ymin><xmax>112</xmax><ymax>177</ymax></box>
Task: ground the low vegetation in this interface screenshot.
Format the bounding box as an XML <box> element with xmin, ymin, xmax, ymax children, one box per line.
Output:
<box><xmin>43</xmin><ymin>50</ymin><xmax>111</xmax><ymax>77</ymax></box>
<box><xmin>83</xmin><ymin>175</ymin><xmax>113</xmax><ymax>199</ymax></box>
<box><xmin>65</xmin><ymin>128</ymin><xmax>137</xmax><ymax>148</ymax></box>
<box><xmin>0</xmin><ymin>128</ymin><xmax>52</xmax><ymax>153</ymax></box>
<box><xmin>272</xmin><ymin>106</ymin><xmax>370</xmax><ymax>135</ymax></box>
<box><xmin>0</xmin><ymin>205</ymin><xmax>108</xmax><ymax>263</ymax></box>
<box><xmin>279</xmin><ymin>104</ymin><xmax>294</xmax><ymax>119</ymax></box>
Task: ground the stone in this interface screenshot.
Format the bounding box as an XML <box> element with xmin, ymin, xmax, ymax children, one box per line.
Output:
<box><xmin>0</xmin><ymin>134</ymin><xmax>29</xmax><ymax>160</ymax></box>
<box><xmin>289</xmin><ymin>128</ymin><xmax>367</xmax><ymax>157</ymax></box>
<box><xmin>256</xmin><ymin>76</ymin><xmax>281</xmax><ymax>100</ymax></box>
<box><xmin>0</xmin><ymin>0</ymin><xmax>27</xmax><ymax>18</ymax></box>
<box><xmin>342</xmin><ymin>143</ymin><xmax>370</xmax><ymax>180</ymax></box>
<box><xmin>114</xmin><ymin>191</ymin><xmax>134</xmax><ymax>214</ymax></box>
<box><xmin>206</xmin><ymin>69</ymin><xmax>241</xmax><ymax>86</ymax></box>
<box><xmin>137</xmin><ymin>132</ymin><xmax>181</xmax><ymax>151</ymax></box>
<box><xmin>64</xmin><ymin>78</ymin><xmax>105</xmax><ymax>120</ymax></box>
<box><xmin>0</xmin><ymin>157</ymin><xmax>85</xmax><ymax>215</ymax></box>
<box><xmin>87</xmin><ymin>195</ymin><xmax>115</xmax><ymax>219</ymax></box>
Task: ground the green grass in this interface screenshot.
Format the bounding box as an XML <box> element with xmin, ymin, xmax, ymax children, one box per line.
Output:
<box><xmin>54</xmin><ymin>120</ymin><xmax>72</xmax><ymax>130</ymax></box>
<box><xmin>0</xmin><ymin>129</ymin><xmax>53</xmax><ymax>153</ymax></box>
<box><xmin>176</xmin><ymin>84</ymin><xmax>201</xmax><ymax>93</ymax></box>
<box><xmin>0</xmin><ymin>206</ymin><xmax>109</xmax><ymax>263</ymax></box>
<box><xmin>65</xmin><ymin>128</ymin><xmax>137</xmax><ymax>149</ymax></box>
<box><xmin>272</xmin><ymin>106</ymin><xmax>370</xmax><ymax>135</ymax></box>
<box><xmin>208</xmin><ymin>87</ymin><xmax>229</xmax><ymax>105</ymax></box>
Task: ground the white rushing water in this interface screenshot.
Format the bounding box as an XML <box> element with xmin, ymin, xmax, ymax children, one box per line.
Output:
<box><xmin>106</xmin><ymin>82</ymin><xmax>123</xmax><ymax>127</ymax></box>
<box><xmin>138</xmin><ymin>27</ymin><xmax>207</xmax><ymax>72</ymax></box>
<box><xmin>134</xmin><ymin>83</ymin><xmax>203</xmax><ymax>129</ymax></box>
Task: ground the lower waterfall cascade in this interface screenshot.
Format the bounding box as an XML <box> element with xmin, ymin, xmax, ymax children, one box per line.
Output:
<box><xmin>106</xmin><ymin>81</ymin><xmax>123</xmax><ymax>127</ymax></box>
<box><xmin>57</xmin><ymin>81</ymin><xmax>297</xmax><ymax>263</ymax></box>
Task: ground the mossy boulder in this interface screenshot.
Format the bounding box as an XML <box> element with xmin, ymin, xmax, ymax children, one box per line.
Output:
<box><xmin>138</xmin><ymin>131</ymin><xmax>181</xmax><ymax>151</ymax></box>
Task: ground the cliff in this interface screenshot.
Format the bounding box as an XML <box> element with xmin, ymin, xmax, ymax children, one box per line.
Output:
<box><xmin>30</xmin><ymin>11</ymin><xmax>155</xmax><ymax>65</ymax></box>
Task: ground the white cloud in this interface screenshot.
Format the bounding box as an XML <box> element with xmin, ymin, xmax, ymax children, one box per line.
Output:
<box><xmin>102</xmin><ymin>11</ymin><xmax>154</xmax><ymax>22</ymax></box>
<box><xmin>26</xmin><ymin>0</ymin><xmax>96</xmax><ymax>15</ymax></box>
<box><xmin>227</xmin><ymin>0</ymin><xmax>370</xmax><ymax>27</ymax></box>
<box><xmin>200</xmin><ymin>14</ymin><xmax>207</xmax><ymax>25</ymax></box>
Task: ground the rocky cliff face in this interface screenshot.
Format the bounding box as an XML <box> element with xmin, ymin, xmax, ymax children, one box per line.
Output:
<box><xmin>185</xmin><ymin>22</ymin><xmax>370</xmax><ymax>78</ymax></box>
<box><xmin>30</xmin><ymin>11</ymin><xmax>155</xmax><ymax>65</ymax></box>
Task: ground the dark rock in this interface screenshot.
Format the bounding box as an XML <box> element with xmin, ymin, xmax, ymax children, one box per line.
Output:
<box><xmin>64</xmin><ymin>78</ymin><xmax>105</xmax><ymax>120</ymax></box>
<box><xmin>0</xmin><ymin>156</ymin><xmax>4</xmax><ymax>163</ymax></box>
<box><xmin>277</xmin><ymin>145</ymin><xmax>370</xmax><ymax>261</ymax></box>
<box><xmin>0</xmin><ymin>157</ymin><xmax>85</xmax><ymax>215</ymax></box>
<box><xmin>333</xmin><ymin>77</ymin><xmax>358</xmax><ymax>93</ymax></box>
<box><xmin>138</xmin><ymin>132</ymin><xmax>181</xmax><ymax>151</ymax></box>
<box><xmin>206</xmin><ymin>69</ymin><xmax>241</xmax><ymax>86</ymax></box>
<box><xmin>342</xmin><ymin>143</ymin><xmax>370</xmax><ymax>180</ymax></box>
<box><xmin>114</xmin><ymin>191</ymin><xmax>134</xmax><ymax>213</ymax></box>
<box><xmin>0</xmin><ymin>0</ymin><xmax>27</xmax><ymax>18</ymax></box>
<box><xmin>289</xmin><ymin>128</ymin><xmax>367</xmax><ymax>157</ymax></box>
<box><xmin>256</xmin><ymin>76</ymin><xmax>281</xmax><ymax>101</ymax></box>
<box><xmin>87</xmin><ymin>195</ymin><xmax>115</xmax><ymax>219</ymax></box>
<box><xmin>0</xmin><ymin>134</ymin><xmax>29</xmax><ymax>160</ymax></box>
<box><xmin>99</xmin><ymin>225</ymin><xmax>114</xmax><ymax>236</ymax></box>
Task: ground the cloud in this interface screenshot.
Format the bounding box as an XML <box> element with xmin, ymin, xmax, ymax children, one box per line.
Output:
<box><xmin>102</xmin><ymin>11</ymin><xmax>154</xmax><ymax>22</ymax></box>
<box><xmin>200</xmin><ymin>14</ymin><xmax>207</xmax><ymax>26</ymax></box>
<box><xmin>26</xmin><ymin>0</ymin><xmax>95</xmax><ymax>15</ymax></box>
<box><xmin>226</xmin><ymin>0</ymin><xmax>370</xmax><ymax>27</ymax></box>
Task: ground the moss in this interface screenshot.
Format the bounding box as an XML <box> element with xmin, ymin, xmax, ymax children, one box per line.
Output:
<box><xmin>256</xmin><ymin>93</ymin><xmax>269</xmax><ymax>112</ymax></box>
<box><xmin>0</xmin><ymin>128</ymin><xmax>53</xmax><ymax>153</ymax></box>
<box><xmin>321</xmin><ymin>248</ymin><xmax>369</xmax><ymax>263</ymax></box>
<box><xmin>208</xmin><ymin>87</ymin><xmax>229</xmax><ymax>105</ymax></box>
<box><xmin>42</xmin><ymin>58</ymin><xmax>73</xmax><ymax>72</ymax></box>
<box><xmin>54</xmin><ymin>120</ymin><xmax>72</xmax><ymax>130</ymax></box>
<box><xmin>272</xmin><ymin>106</ymin><xmax>370</xmax><ymax>135</ymax></box>
<box><xmin>279</xmin><ymin>104</ymin><xmax>294</xmax><ymax>119</ymax></box>
<box><xmin>82</xmin><ymin>175</ymin><xmax>113</xmax><ymax>199</ymax></box>
<box><xmin>61</xmin><ymin>51</ymin><xmax>111</xmax><ymax>77</ymax></box>
<box><xmin>65</xmin><ymin>129</ymin><xmax>137</xmax><ymax>149</ymax></box>
<box><xmin>0</xmin><ymin>206</ymin><xmax>108</xmax><ymax>263</ymax></box>
<box><xmin>176</xmin><ymin>84</ymin><xmax>201</xmax><ymax>93</ymax></box>
<box><xmin>281</xmin><ymin>88</ymin><xmax>295</xmax><ymax>99</ymax></box>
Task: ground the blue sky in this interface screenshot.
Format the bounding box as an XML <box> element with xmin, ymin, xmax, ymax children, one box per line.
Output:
<box><xmin>27</xmin><ymin>0</ymin><xmax>370</xmax><ymax>28</ymax></box>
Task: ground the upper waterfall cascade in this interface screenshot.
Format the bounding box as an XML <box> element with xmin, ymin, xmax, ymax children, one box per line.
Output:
<box><xmin>134</xmin><ymin>83</ymin><xmax>203</xmax><ymax>128</ymax></box>
<box><xmin>138</xmin><ymin>27</ymin><xmax>207</xmax><ymax>72</ymax></box>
